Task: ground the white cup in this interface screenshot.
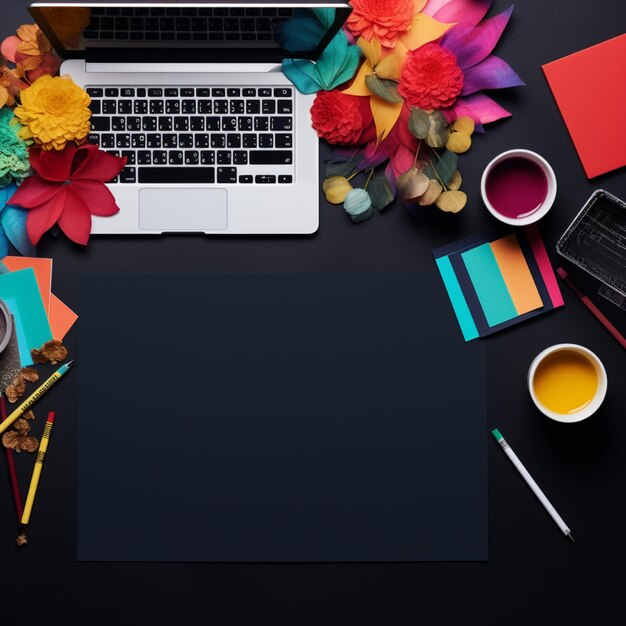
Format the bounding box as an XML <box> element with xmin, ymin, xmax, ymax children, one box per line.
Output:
<box><xmin>527</xmin><ymin>343</ymin><xmax>608</xmax><ymax>423</ymax></box>
<box><xmin>480</xmin><ymin>149</ymin><xmax>557</xmax><ymax>226</ymax></box>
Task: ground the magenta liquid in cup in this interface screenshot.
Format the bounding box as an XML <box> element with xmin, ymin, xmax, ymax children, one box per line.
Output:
<box><xmin>480</xmin><ymin>149</ymin><xmax>557</xmax><ymax>226</ymax></box>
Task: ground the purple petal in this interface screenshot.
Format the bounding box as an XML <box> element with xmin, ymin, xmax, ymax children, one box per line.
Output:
<box><xmin>448</xmin><ymin>6</ymin><xmax>515</xmax><ymax>69</ymax></box>
<box><xmin>434</xmin><ymin>0</ymin><xmax>492</xmax><ymax>26</ymax></box>
<box><xmin>422</xmin><ymin>0</ymin><xmax>453</xmax><ymax>16</ymax></box>
<box><xmin>461</xmin><ymin>55</ymin><xmax>525</xmax><ymax>95</ymax></box>
<box><xmin>451</xmin><ymin>94</ymin><xmax>512</xmax><ymax>125</ymax></box>
<box><xmin>441</xmin><ymin>23</ymin><xmax>475</xmax><ymax>58</ymax></box>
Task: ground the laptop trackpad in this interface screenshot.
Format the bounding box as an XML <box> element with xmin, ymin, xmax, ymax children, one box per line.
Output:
<box><xmin>139</xmin><ymin>188</ymin><xmax>227</xmax><ymax>231</ymax></box>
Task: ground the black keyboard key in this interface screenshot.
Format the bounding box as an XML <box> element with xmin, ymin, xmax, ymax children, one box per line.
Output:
<box><xmin>277</xmin><ymin>100</ymin><xmax>292</xmax><ymax>114</ymax></box>
<box><xmin>242</xmin><ymin>134</ymin><xmax>257</xmax><ymax>148</ymax></box>
<box><xmin>221</xmin><ymin>117</ymin><xmax>236</xmax><ymax>131</ymax></box>
<box><xmin>225</xmin><ymin>33</ymin><xmax>240</xmax><ymax>41</ymax></box>
<box><xmin>127</xmin><ymin>117</ymin><xmax>142</xmax><ymax>131</ymax></box>
<box><xmin>181</xmin><ymin>88</ymin><xmax>195</xmax><ymax>97</ymax></box>
<box><xmin>211</xmin><ymin>134</ymin><xmax>225</xmax><ymax>148</ymax></box>
<box><xmin>162</xmin><ymin>134</ymin><xmax>177</xmax><ymax>148</ymax></box>
<box><xmin>278</xmin><ymin>175</ymin><xmax>293</xmax><ymax>184</ymax></box>
<box><xmin>233</xmin><ymin>150</ymin><xmax>247</xmax><ymax>165</ymax></box>
<box><xmin>255</xmin><ymin>175</ymin><xmax>276</xmax><ymax>184</ymax></box>
<box><xmin>201</xmin><ymin>150</ymin><xmax>215</xmax><ymax>164</ymax></box>
<box><xmin>217</xmin><ymin>151</ymin><xmax>231</xmax><ymax>164</ymax></box>
<box><xmin>214</xmin><ymin>100</ymin><xmax>228</xmax><ymax>114</ymax></box>
<box><xmin>242</xmin><ymin>88</ymin><xmax>256</xmax><ymax>97</ymax></box>
<box><xmin>105</xmin><ymin>88</ymin><xmax>119</xmax><ymax>97</ymax></box>
<box><xmin>116</xmin><ymin>134</ymin><xmax>131</xmax><ymax>148</ymax></box>
<box><xmin>148</xmin><ymin>88</ymin><xmax>163</xmax><ymax>97</ymax></box>
<box><xmin>168</xmin><ymin>151</ymin><xmax>184</xmax><ymax>165</ymax></box>
<box><xmin>87</xmin><ymin>133</ymin><xmax>99</xmax><ymax>144</ymax></box>
<box><xmin>91</xmin><ymin>117</ymin><xmax>110</xmax><ymax>131</ymax></box>
<box><xmin>174</xmin><ymin>117</ymin><xmax>189</xmax><ymax>131</ymax></box>
<box><xmin>136</xmin><ymin>88</ymin><xmax>147</xmax><ymax>97</ymax></box>
<box><xmin>261</xmin><ymin>100</ymin><xmax>275</xmax><ymax>114</ymax></box>
<box><xmin>106</xmin><ymin>149</ymin><xmax>120</xmax><ymax>157</ymax></box>
<box><xmin>89</xmin><ymin>100</ymin><xmax>101</xmax><ymax>115</ymax></box>
<box><xmin>198</xmin><ymin>100</ymin><xmax>212</xmax><ymax>114</ymax></box>
<box><xmin>182</xmin><ymin>100</ymin><xmax>196</xmax><ymax>114</ymax></box>
<box><xmin>86</xmin><ymin>87</ymin><xmax>103</xmax><ymax>97</ymax></box>
<box><xmin>120</xmin><ymin>167</ymin><xmax>136</xmax><ymax>184</ymax></box>
<box><xmin>246</xmin><ymin>100</ymin><xmax>260</xmax><ymax>114</ymax></box>
<box><xmin>227</xmin><ymin>134</ymin><xmax>241</xmax><ymax>148</ymax></box>
<box><xmin>152</xmin><ymin>151</ymin><xmax>167</xmax><ymax>164</ymax></box>
<box><xmin>259</xmin><ymin>134</ymin><xmax>273</xmax><ymax>148</ymax></box>
<box><xmin>139</xmin><ymin>167</ymin><xmax>215</xmax><ymax>183</ymax></box>
<box><xmin>165</xmin><ymin>100</ymin><xmax>180</xmax><ymax>114</ymax></box>
<box><xmin>275</xmin><ymin>133</ymin><xmax>292</xmax><ymax>148</ymax></box>
<box><xmin>137</xmin><ymin>151</ymin><xmax>152</xmax><ymax>164</ymax></box>
<box><xmin>165</xmin><ymin>88</ymin><xmax>179</xmax><ymax>97</ymax></box>
<box><xmin>179</xmin><ymin>134</ymin><xmax>193</xmax><ymax>148</ymax></box>
<box><xmin>258</xmin><ymin>88</ymin><xmax>272</xmax><ymax>97</ymax></box>
<box><xmin>194</xmin><ymin>134</ymin><xmax>210</xmax><ymax>148</ymax></box>
<box><xmin>158</xmin><ymin>116</ymin><xmax>173</xmax><ymax>131</ymax></box>
<box><xmin>131</xmin><ymin>134</ymin><xmax>146</xmax><ymax>148</ymax></box>
<box><xmin>238</xmin><ymin>117</ymin><xmax>253</xmax><ymax>131</ymax></box>
<box><xmin>274</xmin><ymin>87</ymin><xmax>292</xmax><ymax>98</ymax></box>
<box><xmin>190</xmin><ymin>117</ymin><xmax>205</xmax><ymax>131</ymax></box>
<box><xmin>101</xmin><ymin>134</ymin><xmax>114</xmax><ymax>148</ymax></box>
<box><xmin>102</xmin><ymin>100</ymin><xmax>116</xmax><ymax>114</ymax></box>
<box><xmin>205</xmin><ymin>117</ymin><xmax>220</xmax><ymax>131</ymax></box>
<box><xmin>184</xmin><ymin>150</ymin><xmax>199</xmax><ymax>165</ymax></box>
<box><xmin>254</xmin><ymin>117</ymin><xmax>269</xmax><ymax>131</ymax></box>
<box><xmin>212</xmin><ymin>88</ymin><xmax>225</xmax><ymax>97</ymax></box>
<box><xmin>111</xmin><ymin>116</ymin><xmax>125</xmax><ymax>131</ymax></box>
<box><xmin>239</xmin><ymin>175</ymin><xmax>253</xmax><ymax>183</ymax></box>
<box><xmin>147</xmin><ymin>134</ymin><xmax>161</xmax><ymax>148</ymax></box>
<box><xmin>142</xmin><ymin>116</ymin><xmax>157</xmax><ymax>130</ymax></box>
<box><xmin>176</xmin><ymin>17</ymin><xmax>190</xmax><ymax>30</ymax></box>
<box><xmin>134</xmin><ymin>100</ymin><xmax>148</xmax><ymax>114</ymax></box>
<box><xmin>217</xmin><ymin>167</ymin><xmax>237</xmax><ymax>183</ymax></box>
<box><xmin>227</xmin><ymin>88</ymin><xmax>241</xmax><ymax>97</ymax></box>
<box><xmin>149</xmin><ymin>100</ymin><xmax>163</xmax><ymax>114</ymax></box>
<box><xmin>115</xmin><ymin>17</ymin><xmax>129</xmax><ymax>29</ymax></box>
<box><xmin>197</xmin><ymin>88</ymin><xmax>211</xmax><ymax>97</ymax></box>
<box><xmin>230</xmin><ymin>100</ymin><xmax>244</xmax><ymax>114</ymax></box>
<box><xmin>271</xmin><ymin>117</ymin><xmax>293</xmax><ymax>131</ymax></box>
<box><xmin>250</xmin><ymin>150</ymin><xmax>292</xmax><ymax>165</ymax></box>
<box><xmin>121</xmin><ymin>150</ymin><xmax>135</xmax><ymax>164</ymax></box>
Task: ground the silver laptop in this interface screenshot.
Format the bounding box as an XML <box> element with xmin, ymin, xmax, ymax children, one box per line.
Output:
<box><xmin>30</xmin><ymin>2</ymin><xmax>351</xmax><ymax>235</ymax></box>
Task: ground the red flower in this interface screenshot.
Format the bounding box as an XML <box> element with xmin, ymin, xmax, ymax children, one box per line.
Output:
<box><xmin>347</xmin><ymin>0</ymin><xmax>415</xmax><ymax>48</ymax></box>
<box><xmin>398</xmin><ymin>43</ymin><xmax>464</xmax><ymax>110</ymax></box>
<box><xmin>8</xmin><ymin>143</ymin><xmax>125</xmax><ymax>245</ymax></box>
<box><xmin>311</xmin><ymin>90</ymin><xmax>376</xmax><ymax>145</ymax></box>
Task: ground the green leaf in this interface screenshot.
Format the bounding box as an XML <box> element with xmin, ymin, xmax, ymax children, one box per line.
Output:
<box><xmin>424</xmin><ymin>151</ymin><xmax>458</xmax><ymax>187</ymax></box>
<box><xmin>368</xmin><ymin>175</ymin><xmax>395</xmax><ymax>211</ymax></box>
<box><xmin>408</xmin><ymin>108</ymin><xmax>430</xmax><ymax>140</ymax></box>
<box><xmin>364</xmin><ymin>75</ymin><xmax>403</xmax><ymax>103</ymax></box>
<box><xmin>325</xmin><ymin>150</ymin><xmax>363</xmax><ymax>178</ymax></box>
<box><xmin>425</xmin><ymin>110</ymin><xmax>449</xmax><ymax>148</ymax></box>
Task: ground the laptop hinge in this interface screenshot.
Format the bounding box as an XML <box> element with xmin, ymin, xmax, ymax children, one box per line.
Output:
<box><xmin>84</xmin><ymin>62</ymin><xmax>282</xmax><ymax>74</ymax></box>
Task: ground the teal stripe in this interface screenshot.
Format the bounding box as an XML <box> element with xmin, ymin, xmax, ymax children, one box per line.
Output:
<box><xmin>435</xmin><ymin>256</ymin><xmax>479</xmax><ymax>341</ymax></box>
<box><xmin>461</xmin><ymin>244</ymin><xmax>518</xmax><ymax>327</ymax></box>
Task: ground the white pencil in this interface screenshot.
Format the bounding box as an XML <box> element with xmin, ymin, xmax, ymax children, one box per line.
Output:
<box><xmin>491</xmin><ymin>428</ymin><xmax>574</xmax><ymax>542</ymax></box>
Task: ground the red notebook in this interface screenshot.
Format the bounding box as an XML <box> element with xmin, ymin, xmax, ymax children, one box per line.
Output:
<box><xmin>543</xmin><ymin>34</ymin><xmax>626</xmax><ymax>179</ymax></box>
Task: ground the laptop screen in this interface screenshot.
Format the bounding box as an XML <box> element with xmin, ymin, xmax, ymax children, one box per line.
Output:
<box><xmin>30</xmin><ymin>2</ymin><xmax>351</xmax><ymax>63</ymax></box>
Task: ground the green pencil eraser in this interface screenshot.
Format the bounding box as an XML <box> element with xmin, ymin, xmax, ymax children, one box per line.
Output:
<box><xmin>491</xmin><ymin>428</ymin><xmax>503</xmax><ymax>441</ymax></box>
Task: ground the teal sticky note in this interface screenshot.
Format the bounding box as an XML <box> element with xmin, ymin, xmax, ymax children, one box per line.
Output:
<box><xmin>435</xmin><ymin>256</ymin><xmax>479</xmax><ymax>341</ymax></box>
<box><xmin>0</xmin><ymin>268</ymin><xmax>52</xmax><ymax>366</ymax></box>
<box><xmin>461</xmin><ymin>244</ymin><xmax>518</xmax><ymax>327</ymax></box>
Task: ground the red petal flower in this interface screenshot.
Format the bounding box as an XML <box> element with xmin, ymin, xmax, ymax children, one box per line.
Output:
<box><xmin>69</xmin><ymin>180</ymin><xmax>120</xmax><ymax>216</ymax></box>
<box><xmin>26</xmin><ymin>187</ymin><xmax>67</xmax><ymax>245</ymax></box>
<box><xmin>71</xmin><ymin>143</ymin><xmax>128</xmax><ymax>181</ymax></box>
<box><xmin>58</xmin><ymin>186</ymin><xmax>92</xmax><ymax>245</ymax></box>
<box><xmin>29</xmin><ymin>146</ymin><xmax>74</xmax><ymax>181</ymax></box>
<box><xmin>9</xmin><ymin>175</ymin><xmax>62</xmax><ymax>207</ymax></box>
<box><xmin>311</xmin><ymin>90</ymin><xmax>376</xmax><ymax>145</ymax></box>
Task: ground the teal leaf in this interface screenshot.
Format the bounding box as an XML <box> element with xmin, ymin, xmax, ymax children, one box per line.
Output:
<box><xmin>312</xmin><ymin>8</ymin><xmax>335</xmax><ymax>30</ymax></box>
<box><xmin>325</xmin><ymin>150</ymin><xmax>363</xmax><ymax>178</ymax></box>
<box><xmin>424</xmin><ymin>150</ymin><xmax>458</xmax><ymax>187</ymax></box>
<box><xmin>368</xmin><ymin>175</ymin><xmax>395</xmax><ymax>211</ymax></box>
<box><xmin>0</xmin><ymin>183</ymin><xmax>35</xmax><ymax>257</ymax></box>
<box><xmin>282</xmin><ymin>58</ymin><xmax>324</xmax><ymax>94</ymax></box>
<box><xmin>277</xmin><ymin>16</ymin><xmax>326</xmax><ymax>53</ymax></box>
<box><xmin>344</xmin><ymin>188</ymin><xmax>374</xmax><ymax>223</ymax></box>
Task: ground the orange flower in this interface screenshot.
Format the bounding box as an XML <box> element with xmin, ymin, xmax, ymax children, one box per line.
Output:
<box><xmin>347</xmin><ymin>0</ymin><xmax>415</xmax><ymax>48</ymax></box>
<box><xmin>0</xmin><ymin>62</ymin><xmax>28</xmax><ymax>109</ymax></box>
<box><xmin>14</xmin><ymin>75</ymin><xmax>91</xmax><ymax>150</ymax></box>
<box><xmin>1</xmin><ymin>24</ymin><xmax>61</xmax><ymax>83</ymax></box>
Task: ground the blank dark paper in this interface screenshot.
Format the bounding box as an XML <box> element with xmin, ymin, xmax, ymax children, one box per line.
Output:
<box><xmin>77</xmin><ymin>273</ymin><xmax>487</xmax><ymax>562</ymax></box>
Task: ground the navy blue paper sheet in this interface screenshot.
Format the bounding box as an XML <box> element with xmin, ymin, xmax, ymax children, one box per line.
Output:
<box><xmin>78</xmin><ymin>273</ymin><xmax>487</xmax><ymax>562</ymax></box>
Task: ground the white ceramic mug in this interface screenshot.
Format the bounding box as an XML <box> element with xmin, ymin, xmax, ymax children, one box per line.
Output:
<box><xmin>480</xmin><ymin>149</ymin><xmax>557</xmax><ymax>226</ymax></box>
<box><xmin>527</xmin><ymin>343</ymin><xmax>608</xmax><ymax>423</ymax></box>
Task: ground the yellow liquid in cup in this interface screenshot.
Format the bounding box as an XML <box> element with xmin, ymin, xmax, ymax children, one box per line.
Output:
<box><xmin>533</xmin><ymin>350</ymin><xmax>598</xmax><ymax>414</ymax></box>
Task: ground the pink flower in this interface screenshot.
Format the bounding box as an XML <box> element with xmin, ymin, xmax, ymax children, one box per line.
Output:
<box><xmin>347</xmin><ymin>0</ymin><xmax>415</xmax><ymax>48</ymax></box>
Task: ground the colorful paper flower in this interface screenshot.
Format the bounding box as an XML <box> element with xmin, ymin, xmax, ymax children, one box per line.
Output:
<box><xmin>1</xmin><ymin>24</ymin><xmax>61</xmax><ymax>84</ymax></box>
<box><xmin>0</xmin><ymin>108</ymin><xmax>30</xmax><ymax>187</ymax></box>
<box><xmin>347</xmin><ymin>0</ymin><xmax>416</xmax><ymax>48</ymax></box>
<box><xmin>0</xmin><ymin>62</ymin><xmax>28</xmax><ymax>109</ymax></box>
<box><xmin>398</xmin><ymin>42</ymin><xmax>464</xmax><ymax>110</ymax></box>
<box><xmin>311</xmin><ymin>90</ymin><xmax>376</xmax><ymax>145</ymax></box>
<box><xmin>0</xmin><ymin>183</ymin><xmax>35</xmax><ymax>257</ymax></box>
<box><xmin>8</xmin><ymin>143</ymin><xmax>125</xmax><ymax>245</ymax></box>
<box><xmin>14</xmin><ymin>75</ymin><xmax>91</xmax><ymax>151</ymax></box>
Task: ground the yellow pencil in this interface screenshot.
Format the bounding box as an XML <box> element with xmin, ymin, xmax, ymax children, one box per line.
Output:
<box><xmin>0</xmin><ymin>361</ymin><xmax>72</xmax><ymax>436</ymax></box>
<box><xmin>17</xmin><ymin>412</ymin><xmax>56</xmax><ymax>544</ymax></box>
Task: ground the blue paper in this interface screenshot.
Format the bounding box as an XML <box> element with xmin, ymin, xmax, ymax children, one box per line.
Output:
<box><xmin>0</xmin><ymin>183</ymin><xmax>35</xmax><ymax>257</ymax></box>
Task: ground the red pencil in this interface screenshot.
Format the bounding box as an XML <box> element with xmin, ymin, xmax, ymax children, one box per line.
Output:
<box><xmin>1</xmin><ymin>394</ymin><xmax>23</xmax><ymax>521</ymax></box>
<box><xmin>557</xmin><ymin>267</ymin><xmax>626</xmax><ymax>350</ymax></box>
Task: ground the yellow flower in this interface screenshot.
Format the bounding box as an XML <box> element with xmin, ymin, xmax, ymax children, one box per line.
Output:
<box><xmin>14</xmin><ymin>75</ymin><xmax>91</xmax><ymax>151</ymax></box>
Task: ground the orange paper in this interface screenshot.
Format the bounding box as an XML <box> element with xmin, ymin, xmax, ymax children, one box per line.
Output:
<box><xmin>542</xmin><ymin>34</ymin><xmax>626</xmax><ymax>178</ymax></box>
<box><xmin>490</xmin><ymin>235</ymin><xmax>543</xmax><ymax>315</ymax></box>
<box><xmin>2</xmin><ymin>256</ymin><xmax>52</xmax><ymax>315</ymax></box>
<box><xmin>48</xmin><ymin>293</ymin><xmax>78</xmax><ymax>341</ymax></box>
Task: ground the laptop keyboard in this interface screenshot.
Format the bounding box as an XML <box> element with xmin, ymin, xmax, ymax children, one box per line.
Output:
<box><xmin>87</xmin><ymin>86</ymin><xmax>294</xmax><ymax>185</ymax></box>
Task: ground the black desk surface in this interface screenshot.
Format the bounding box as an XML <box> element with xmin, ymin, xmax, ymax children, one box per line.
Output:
<box><xmin>1</xmin><ymin>1</ymin><xmax>625</xmax><ymax>623</ymax></box>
